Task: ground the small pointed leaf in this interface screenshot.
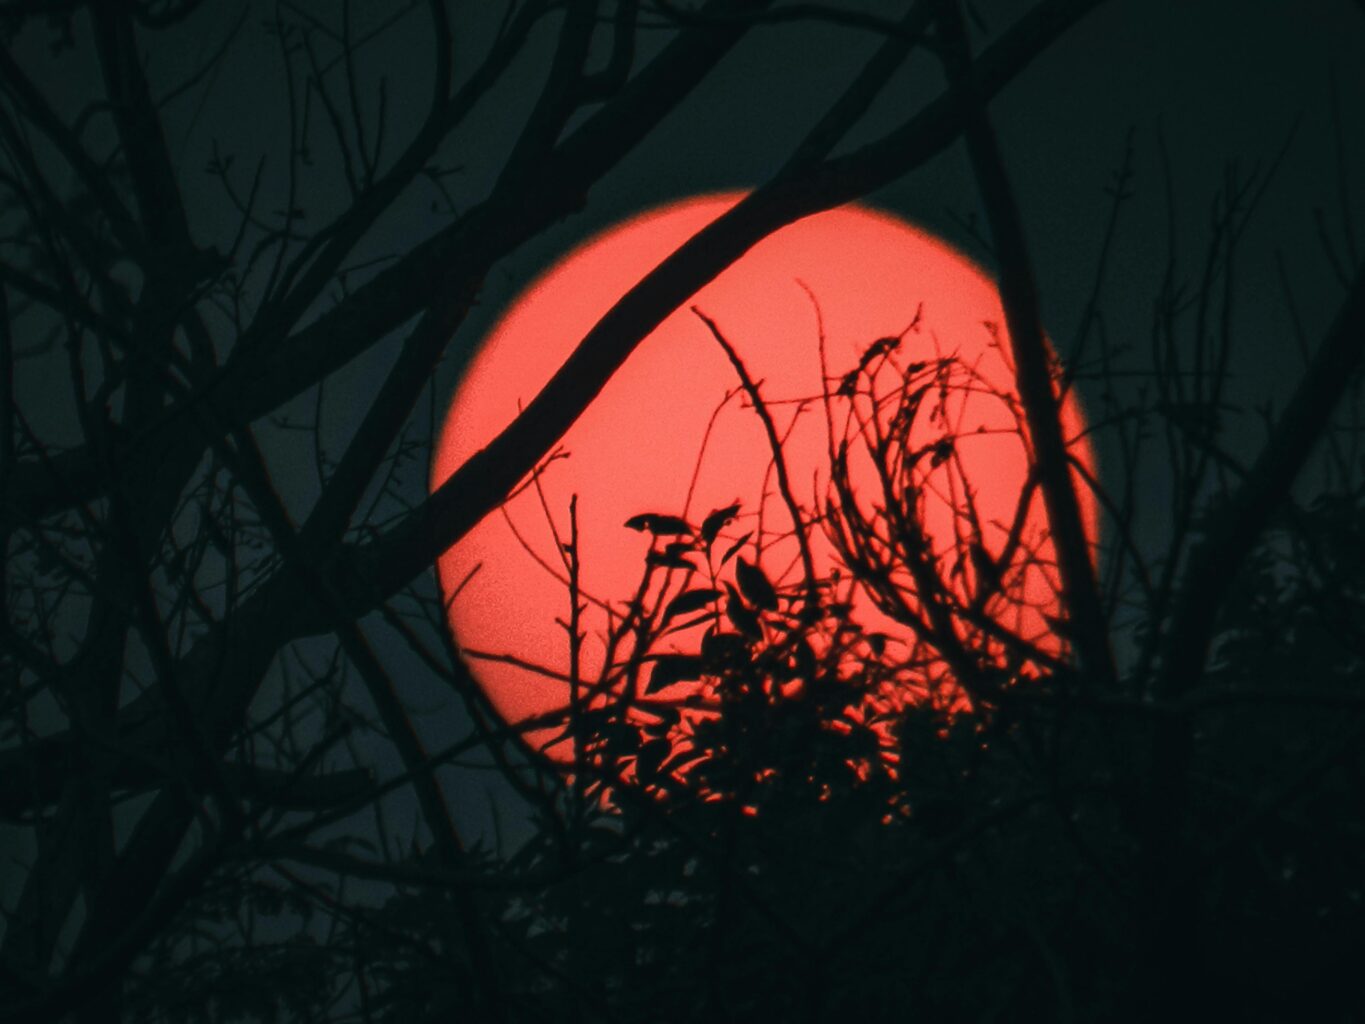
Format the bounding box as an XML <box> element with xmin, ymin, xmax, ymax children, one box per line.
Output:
<box><xmin>735</xmin><ymin>557</ymin><xmax>778</xmax><ymax>610</ymax></box>
<box><xmin>720</xmin><ymin>531</ymin><xmax>753</xmax><ymax>567</ymax></box>
<box><xmin>701</xmin><ymin>502</ymin><xmax>741</xmax><ymax>546</ymax></box>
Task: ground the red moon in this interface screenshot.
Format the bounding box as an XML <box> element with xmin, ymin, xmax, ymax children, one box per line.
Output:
<box><xmin>432</xmin><ymin>194</ymin><xmax>1096</xmax><ymax>761</ymax></box>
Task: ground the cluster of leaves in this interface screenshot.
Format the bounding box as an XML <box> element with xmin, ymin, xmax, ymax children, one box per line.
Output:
<box><xmin>562</xmin><ymin>499</ymin><xmax>903</xmax><ymax>810</ymax></box>
<box><xmin>545</xmin><ymin>323</ymin><xmax>1077</xmax><ymax>812</ymax></box>
<box><xmin>122</xmin><ymin>876</ymin><xmax>341</xmax><ymax>1024</ymax></box>
<box><xmin>461</xmin><ymin>478</ymin><xmax>1365</xmax><ymax>1023</ymax></box>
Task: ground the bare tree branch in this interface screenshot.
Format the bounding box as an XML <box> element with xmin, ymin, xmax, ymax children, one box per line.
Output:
<box><xmin>1160</xmin><ymin>260</ymin><xmax>1365</xmax><ymax>691</ymax></box>
<box><xmin>930</xmin><ymin>0</ymin><xmax>1117</xmax><ymax>688</ymax></box>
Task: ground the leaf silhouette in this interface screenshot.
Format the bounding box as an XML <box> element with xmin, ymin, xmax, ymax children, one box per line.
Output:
<box><xmin>646</xmin><ymin>654</ymin><xmax>705</xmax><ymax>694</ymax></box>
<box><xmin>720</xmin><ymin>531</ymin><xmax>753</xmax><ymax>567</ymax></box>
<box><xmin>663</xmin><ymin>588</ymin><xmax>723</xmax><ymax>621</ymax></box>
<box><xmin>647</xmin><ymin>549</ymin><xmax>696</xmax><ymax>571</ymax></box>
<box><xmin>724</xmin><ymin>582</ymin><xmax>762</xmax><ymax>638</ymax></box>
<box><xmin>701</xmin><ymin>502</ymin><xmax>741</xmax><ymax>546</ymax></box>
<box><xmin>735</xmin><ymin>556</ymin><xmax>778</xmax><ymax>610</ymax></box>
<box><xmin>623</xmin><ymin>512</ymin><xmax>693</xmax><ymax>535</ymax></box>
<box><xmin>650</xmin><ymin>514</ymin><xmax>693</xmax><ymax>535</ymax></box>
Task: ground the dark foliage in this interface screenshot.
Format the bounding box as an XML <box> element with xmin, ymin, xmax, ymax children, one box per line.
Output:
<box><xmin>1</xmin><ymin>2</ymin><xmax>1363</xmax><ymax>1023</ymax></box>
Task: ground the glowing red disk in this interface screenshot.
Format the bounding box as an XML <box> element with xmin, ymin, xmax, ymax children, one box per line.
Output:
<box><xmin>432</xmin><ymin>193</ymin><xmax>1096</xmax><ymax>760</ymax></box>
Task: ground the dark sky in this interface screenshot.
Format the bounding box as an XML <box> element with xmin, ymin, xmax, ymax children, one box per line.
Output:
<box><xmin>8</xmin><ymin>0</ymin><xmax>1364</xmax><ymax>847</ymax></box>
<box><xmin>14</xmin><ymin>1</ymin><xmax>1363</xmax><ymax>487</ymax></box>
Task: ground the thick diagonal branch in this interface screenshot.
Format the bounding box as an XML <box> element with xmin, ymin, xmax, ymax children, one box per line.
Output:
<box><xmin>1160</xmin><ymin>260</ymin><xmax>1365</xmax><ymax>692</ymax></box>
<box><xmin>0</xmin><ymin>0</ymin><xmax>1107</xmax><ymax>818</ymax></box>
<box><xmin>932</xmin><ymin>0</ymin><xmax>1117</xmax><ymax>689</ymax></box>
